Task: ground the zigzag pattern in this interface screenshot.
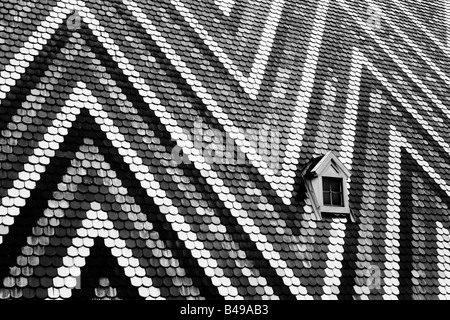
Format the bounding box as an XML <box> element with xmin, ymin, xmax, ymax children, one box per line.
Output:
<box><xmin>0</xmin><ymin>0</ymin><xmax>450</xmax><ymax>300</ymax></box>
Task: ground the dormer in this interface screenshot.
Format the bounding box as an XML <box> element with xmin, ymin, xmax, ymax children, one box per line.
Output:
<box><xmin>301</xmin><ymin>151</ymin><xmax>354</xmax><ymax>221</ymax></box>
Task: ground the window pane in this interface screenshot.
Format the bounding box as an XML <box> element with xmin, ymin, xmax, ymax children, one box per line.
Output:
<box><xmin>323</xmin><ymin>178</ymin><xmax>331</xmax><ymax>191</ymax></box>
<box><xmin>323</xmin><ymin>191</ymin><xmax>331</xmax><ymax>205</ymax></box>
<box><xmin>332</xmin><ymin>192</ymin><xmax>342</xmax><ymax>206</ymax></box>
<box><xmin>329</xmin><ymin>179</ymin><xmax>341</xmax><ymax>193</ymax></box>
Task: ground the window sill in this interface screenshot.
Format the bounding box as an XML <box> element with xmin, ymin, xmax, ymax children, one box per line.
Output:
<box><xmin>320</xmin><ymin>206</ymin><xmax>351</xmax><ymax>214</ymax></box>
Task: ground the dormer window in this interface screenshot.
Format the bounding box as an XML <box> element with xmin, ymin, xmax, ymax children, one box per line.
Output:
<box><xmin>301</xmin><ymin>151</ymin><xmax>354</xmax><ymax>221</ymax></box>
<box><xmin>322</xmin><ymin>177</ymin><xmax>343</xmax><ymax>206</ymax></box>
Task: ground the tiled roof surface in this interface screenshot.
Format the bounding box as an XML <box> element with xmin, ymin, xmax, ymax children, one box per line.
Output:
<box><xmin>0</xmin><ymin>0</ymin><xmax>449</xmax><ymax>300</ymax></box>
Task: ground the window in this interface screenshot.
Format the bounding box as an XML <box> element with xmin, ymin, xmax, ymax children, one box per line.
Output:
<box><xmin>322</xmin><ymin>177</ymin><xmax>343</xmax><ymax>206</ymax></box>
<box><xmin>301</xmin><ymin>151</ymin><xmax>354</xmax><ymax>221</ymax></box>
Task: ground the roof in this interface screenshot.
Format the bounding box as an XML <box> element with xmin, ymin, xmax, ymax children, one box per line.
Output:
<box><xmin>0</xmin><ymin>0</ymin><xmax>450</xmax><ymax>300</ymax></box>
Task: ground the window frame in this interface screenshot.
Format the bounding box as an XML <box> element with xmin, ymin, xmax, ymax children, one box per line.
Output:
<box><xmin>317</xmin><ymin>171</ymin><xmax>349</xmax><ymax>214</ymax></box>
<box><xmin>322</xmin><ymin>176</ymin><xmax>344</xmax><ymax>207</ymax></box>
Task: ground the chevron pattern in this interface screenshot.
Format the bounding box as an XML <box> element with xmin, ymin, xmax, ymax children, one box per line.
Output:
<box><xmin>0</xmin><ymin>0</ymin><xmax>450</xmax><ymax>300</ymax></box>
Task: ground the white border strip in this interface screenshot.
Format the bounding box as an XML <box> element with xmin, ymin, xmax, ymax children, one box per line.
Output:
<box><xmin>169</xmin><ymin>0</ymin><xmax>284</xmax><ymax>99</ymax></box>
<box><xmin>337</xmin><ymin>0</ymin><xmax>450</xmax><ymax>121</ymax></box>
<box><xmin>436</xmin><ymin>221</ymin><xmax>450</xmax><ymax>300</ymax></box>
<box><xmin>47</xmin><ymin>206</ymin><xmax>164</xmax><ymax>300</ymax></box>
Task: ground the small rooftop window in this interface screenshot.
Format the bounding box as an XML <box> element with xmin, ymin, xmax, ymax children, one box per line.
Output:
<box><xmin>301</xmin><ymin>151</ymin><xmax>355</xmax><ymax>221</ymax></box>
